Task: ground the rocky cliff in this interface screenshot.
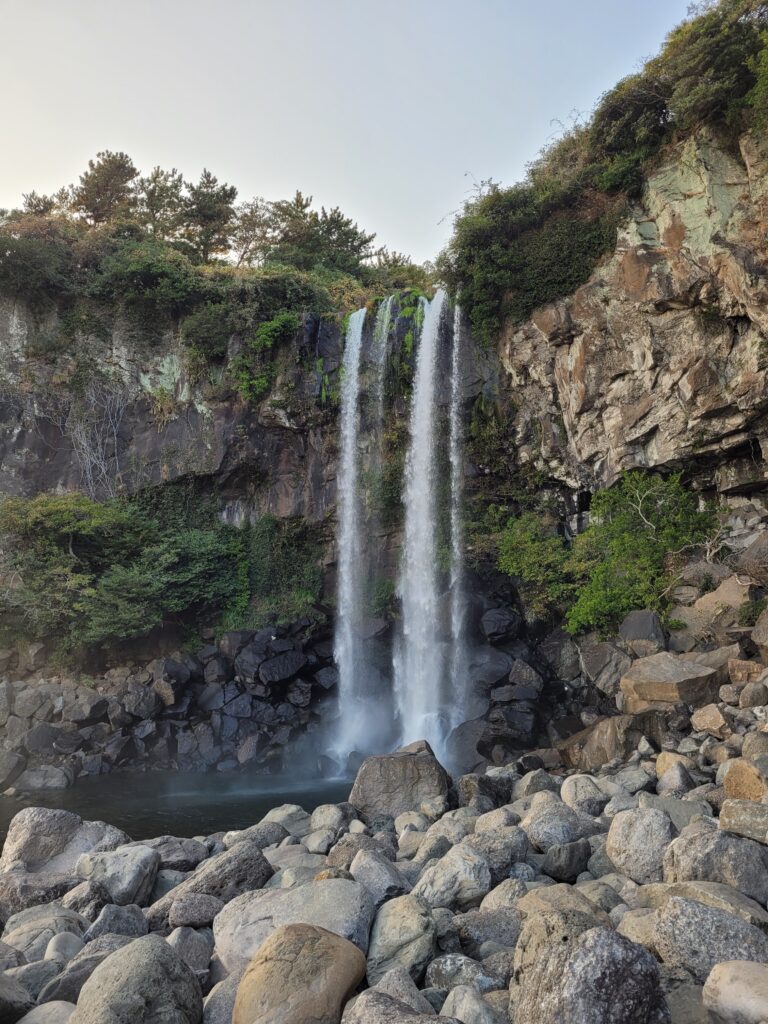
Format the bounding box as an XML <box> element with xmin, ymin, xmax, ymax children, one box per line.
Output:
<box><xmin>501</xmin><ymin>129</ymin><xmax>768</xmax><ymax>498</ymax></box>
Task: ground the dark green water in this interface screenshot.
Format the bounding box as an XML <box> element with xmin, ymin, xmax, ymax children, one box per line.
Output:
<box><xmin>0</xmin><ymin>772</ymin><xmax>351</xmax><ymax>841</ymax></box>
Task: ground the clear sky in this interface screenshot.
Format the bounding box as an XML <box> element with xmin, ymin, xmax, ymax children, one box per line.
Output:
<box><xmin>2</xmin><ymin>0</ymin><xmax>691</xmax><ymax>263</ymax></box>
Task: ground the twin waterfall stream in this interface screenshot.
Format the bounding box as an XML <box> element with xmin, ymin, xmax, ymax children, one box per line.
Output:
<box><xmin>332</xmin><ymin>290</ymin><xmax>466</xmax><ymax>768</ymax></box>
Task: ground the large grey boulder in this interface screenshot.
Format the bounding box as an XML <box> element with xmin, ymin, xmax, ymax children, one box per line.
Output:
<box><xmin>520</xmin><ymin>798</ymin><xmax>603</xmax><ymax>852</ymax></box>
<box><xmin>560</xmin><ymin>775</ymin><xmax>610</xmax><ymax>817</ymax></box>
<box><xmin>212</xmin><ymin>878</ymin><xmax>375</xmax><ymax>974</ymax></box>
<box><xmin>350</xmin><ymin>850</ymin><xmax>410</xmax><ymax>908</ymax></box>
<box><xmin>2</xmin><ymin>904</ymin><xmax>87</xmax><ymax>963</ymax></box>
<box><xmin>372</xmin><ymin>966</ymin><xmax>436</xmax><ymax>1015</ymax></box>
<box><xmin>342</xmin><ymin>990</ymin><xmax>453</xmax><ymax>1023</ymax></box>
<box><xmin>145</xmin><ymin>840</ymin><xmax>273</xmax><ymax>931</ymax></box>
<box><xmin>703</xmin><ymin>960</ymin><xmax>768</xmax><ymax>1023</ymax></box>
<box><xmin>663</xmin><ymin>820</ymin><xmax>768</xmax><ymax>905</ymax></box>
<box><xmin>0</xmin><ymin>870</ymin><xmax>80</xmax><ymax>920</ymax></box>
<box><xmin>260</xmin><ymin>804</ymin><xmax>312</xmax><ymax>838</ymax></box>
<box><xmin>0</xmin><ymin>971</ymin><xmax>35</xmax><ymax>1022</ymax></box>
<box><xmin>0</xmin><ymin>809</ymin><xmax>128</xmax><ymax>875</ymax></box>
<box><xmin>349</xmin><ymin>742</ymin><xmax>451</xmax><ymax>822</ymax></box>
<box><xmin>462</xmin><ymin>828</ymin><xmax>530</xmax><ymax>886</ymax></box>
<box><xmin>511</xmin><ymin>909</ymin><xmax>604</xmax><ymax>987</ymax></box>
<box><xmin>366</xmin><ymin>895</ymin><xmax>436</xmax><ymax>985</ymax></box>
<box><xmin>410</xmin><ymin>844</ymin><xmax>491</xmax><ymax>911</ymax></box>
<box><xmin>654</xmin><ymin>896</ymin><xmax>768</xmax><ymax>982</ymax></box>
<box><xmin>454</xmin><ymin>908</ymin><xmax>521</xmax><ymax>958</ymax></box>
<box><xmin>606</xmin><ymin>808</ymin><xmax>677</xmax><ymax>884</ymax></box>
<box><xmin>83</xmin><ymin>903</ymin><xmax>148</xmax><ymax>941</ymax></box>
<box><xmin>424</xmin><ymin>953</ymin><xmax>503</xmax><ymax>993</ymax></box>
<box><xmin>513</xmin><ymin>927</ymin><xmax>668</xmax><ymax>1024</ymax></box>
<box><xmin>125</xmin><ymin>836</ymin><xmax>208</xmax><ymax>872</ymax></box>
<box><xmin>68</xmin><ymin>934</ymin><xmax>202</xmax><ymax>1023</ymax></box>
<box><xmin>442</xmin><ymin>985</ymin><xmax>505</xmax><ymax>1024</ymax></box>
<box><xmin>76</xmin><ymin>846</ymin><xmax>160</xmax><ymax>906</ymax></box>
<box><xmin>37</xmin><ymin>934</ymin><xmax>133</xmax><ymax>1004</ymax></box>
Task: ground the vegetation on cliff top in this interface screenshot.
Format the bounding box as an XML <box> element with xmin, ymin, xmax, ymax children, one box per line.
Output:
<box><xmin>499</xmin><ymin>472</ymin><xmax>717</xmax><ymax>635</ymax></box>
<box><xmin>439</xmin><ymin>0</ymin><xmax>768</xmax><ymax>343</ymax></box>
<box><xmin>0</xmin><ymin>153</ymin><xmax>433</xmax><ymax>382</ymax></box>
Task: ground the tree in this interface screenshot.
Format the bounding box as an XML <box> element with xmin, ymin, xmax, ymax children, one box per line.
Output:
<box><xmin>181</xmin><ymin>169</ymin><xmax>237</xmax><ymax>263</ymax></box>
<box><xmin>267</xmin><ymin>191</ymin><xmax>376</xmax><ymax>276</ymax></box>
<box><xmin>72</xmin><ymin>151</ymin><xmax>138</xmax><ymax>224</ymax></box>
<box><xmin>135</xmin><ymin>166</ymin><xmax>184</xmax><ymax>239</ymax></box>
<box><xmin>231</xmin><ymin>197</ymin><xmax>275</xmax><ymax>267</ymax></box>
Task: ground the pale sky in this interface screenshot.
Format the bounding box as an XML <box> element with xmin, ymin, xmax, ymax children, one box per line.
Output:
<box><xmin>2</xmin><ymin>0</ymin><xmax>691</xmax><ymax>263</ymax></box>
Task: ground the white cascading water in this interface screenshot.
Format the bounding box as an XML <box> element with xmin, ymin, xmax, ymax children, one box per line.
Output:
<box><xmin>332</xmin><ymin>307</ymin><xmax>367</xmax><ymax>758</ymax></box>
<box><xmin>447</xmin><ymin>304</ymin><xmax>468</xmax><ymax>733</ymax></box>
<box><xmin>393</xmin><ymin>289</ymin><xmax>447</xmax><ymax>753</ymax></box>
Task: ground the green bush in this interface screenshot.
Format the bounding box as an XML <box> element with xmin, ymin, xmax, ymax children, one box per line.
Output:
<box><xmin>0</xmin><ymin>489</ymin><xmax>248</xmax><ymax>656</ymax></box>
<box><xmin>230</xmin><ymin>311</ymin><xmax>300</xmax><ymax>402</ymax></box>
<box><xmin>0</xmin><ymin>232</ymin><xmax>73</xmax><ymax>306</ymax></box>
<box><xmin>89</xmin><ymin>238</ymin><xmax>198</xmax><ymax>312</ymax></box>
<box><xmin>498</xmin><ymin>472</ymin><xmax>717</xmax><ymax>635</ymax></box>
<box><xmin>181</xmin><ymin>303</ymin><xmax>232</xmax><ymax>360</ymax></box>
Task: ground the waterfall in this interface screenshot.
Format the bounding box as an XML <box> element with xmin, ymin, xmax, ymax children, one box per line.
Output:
<box><xmin>394</xmin><ymin>289</ymin><xmax>447</xmax><ymax>753</ymax></box>
<box><xmin>332</xmin><ymin>307</ymin><xmax>367</xmax><ymax>758</ymax></box>
<box><xmin>448</xmin><ymin>304</ymin><xmax>468</xmax><ymax>733</ymax></box>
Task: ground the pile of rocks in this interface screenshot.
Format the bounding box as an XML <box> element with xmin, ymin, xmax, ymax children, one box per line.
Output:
<box><xmin>3</xmin><ymin>733</ymin><xmax>768</xmax><ymax>1022</ymax></box>
<box><xmin>0</xmin><ymin>622</ymin><xmax>339</xmax><ymax>792</ymax></box>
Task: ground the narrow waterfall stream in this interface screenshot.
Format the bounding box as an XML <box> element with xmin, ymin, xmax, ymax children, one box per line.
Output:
<box><xmin>448</xmin><ymin>304</ymin><xmax>468</xmax><ymax>734</ymax></box>
<box><xmin>393</xmin><ymin>289</ymin><xmax>447</xmax><ymax>754</ymax></box>
<box><xmin>332</xmin><ymin>308</ymin><xmax>366</xmax><ymax>757</ymax></box>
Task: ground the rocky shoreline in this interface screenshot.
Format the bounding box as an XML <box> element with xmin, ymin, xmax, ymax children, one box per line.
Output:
<box><xmin>3</xmin><ymin>671</ymin><xmax>768</xmax><ymax>1023</ymax></box>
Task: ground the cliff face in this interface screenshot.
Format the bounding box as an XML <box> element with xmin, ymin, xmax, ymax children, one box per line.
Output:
<box><xmin>501</xmin><ymin>130</ymin><xmax>768</xmax><ymax>496</ymax></box>
<box><xmin>0</xmin><ymin>303</ymin><xmax>343</xmax><ymax>522</ymax></box>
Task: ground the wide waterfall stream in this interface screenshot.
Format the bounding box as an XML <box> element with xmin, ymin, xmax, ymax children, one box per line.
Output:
<box><xmin>333</xmin><ymin>289</ymin><xmax>467</xmax><ymax>768</ymax></box>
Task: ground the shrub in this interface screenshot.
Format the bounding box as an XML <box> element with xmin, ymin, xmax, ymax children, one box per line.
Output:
<box><xmin>498</xmin><ymin>473</ymin><xmax>717</xmax><ymax>635</ymax></box>
<box><xmin>181</xmin><ymin>303</ymin><xmax>232</xmax><ymax>360</ymax></box>
<box><xmin>246</xmin><ymin>514</ymin><xmax>322</xmax><ymax>624</ymax></box>
<box><xmin>0</xmin><ymin>488</ymin><xmax>249</xmax><ymax>656</ymax></box>
<box><xmin>90</xmin><ymin>238</ymin><xmax>197</xmax><ymax>312</ymax></box>
<box><xmin>230</xmin><ymin>311</ymin><xmax>300</xmax><ymax>402</ymax></box>
<box><xmin>0</xmin><ymin>232</ymin><xmax>73</xmax><ymax>305</ymax></box>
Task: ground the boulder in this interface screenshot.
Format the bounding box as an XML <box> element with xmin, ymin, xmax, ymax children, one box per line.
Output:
<box><xmin>341</xmin><ymin>990</ymin><xmax>447</xmax><ymax>1023</ymax></box>
<box><xmin>83</xmin><ymin>903</ymin><xmax>147</xmax><ymax>941</ymax></box>
<box><xmin>541</xmin><ymin>838</ymin><xmax>592</xmax><ymax>883</ymax></box>
<box><xmin>145</xmin><ymin>839</ymin><xmax>273</xmax><ymax>931</ymax></box>
<box><xmin>2</xmin><ymin>904</ymin><xmax>87</xmax><ymax>962</ymax></box>
<box><xmin>36</xmin><ymin>934</ymin><xmax>133</xmax><ymax>1005</ymax></box>
<box><xmin>663</xmin><ymin>820</ymin><xmax>768</xmax><ymax>905</ymax></box>
<box><xmin>723</xmin><ymin>756</ymin><xmax>768</xmax><ymax>801</ymax></box>
<box><xmin>579</xmin><ymin>639</ymin><xmax>632</xmax><ymax>698</ymax></box>
<box><xmin>166</xmin><ymin>926</ymin><xmax>213</xmax><ymax>973</ymax></box>
<box><xmin>0</xmin><ymin>809</ymin><xmax>127</xmax><ymax>875</ymax></box>
<box><xmin>513</xmin><ymin>926</ymin><xmax>668</xmax><ymax>1024</ymax></box>
<box><xmin>410</xmin><ymin>844</ymin><xmax>491</xmax><ymax>912</ymax></box>
<box><xmin>366</xmin><ymin>895</ymin><xmax>436</xmax><ymax>984</ymax></box>
<box><xmin>60</xmin><ymin>881</ymin><xmax>111</xmax><ymax>923</ymax></box>
<box><xmin>17</xmin><ymin>1004</ymin><xmax>76</xmax><ymax>1023</ymax></box>
<box><xmin>454</xmin><ymin>908</ymin><xmax>521</xmax><ymax>958</ymax></box>
<box><xmin>372</xmin><ymin>966</ymin><xmax>435</xmax><ymax>1015</ymax></box>
<box><xmin>752</xmin><ymin>607</ymin><xmax>768</xmax><ymax>663</ymax></box>
<box><xmin>126</xmin><ymin>836</ymin><xmax>208</xmax><ymax>872</ymax></box>
<box><xmin>349</xmin><ymin>743</ymin><xmax>451</xmax><ymax>823</ymax></box>
<box><xmin>481</xmin><ymin>608</ymin><xmax>521</xmax><ymax>644</ymax></box>
<box><xmin>168</xmin><ymin>893</ymin><xmax>224</xmax><ymax>929</ymax></box>
<box><xmin>0</xmin><ymin>972</ymin><xmax>35</xmax><ymax>1022</ymax></box>
<box><xmin>520</xmin><ymin>798</ymin><xmax>603</xmax><ymax>852</ymax></box>
<box><xmin>350</xmin><ymin>850</ymin><xmax>409</xmax><ymax>908</ymax></box>
<box><xmin>462</xmin><ymin>828</ymin><xmax>530</xmax><ymax>886</ymax></box>
<box><xmin>703</xmin><ymin>960</ymin><xmax>768</xmax><ymax>1023</ymax></box>
<box><xmin>560</xmin><ymin>775</ymin><xmax>610</xmax><ymax>817</ymax></box>
<box><xmin>212</xmin><ymin>878</ymin><xmax>375</xmax><ymax>975</ymax></box>
<box><xmin>618</xmin><ymin>610</ymin><xmax>667</xmax><ymax>657</ymax></box>
<box><xmin>606</xmin><ymin>808</ymin><xmax>677</xmax><ymax>884</ymax></box>
<box><xmin>441</xmin><ymin>985</ymin><xmax>504</xmax><ymax>1024</ymax></box>
<box><xmin>67</xmin><ymin>933</ymin><xmax>202</xmax><ymax>1023</ymax></box>
<box><xmin>76</xmin><ymin>846</ymin><xmax>159</xmax><ymax>906</ymax></box>
<box><xmin>261</xmin><ymin>804</ymin><xmax>312</xmax><ymax>838</ymax></box>
<box><xmin>634</xmin><ymin>879</ymin><xmax>768</xmax><ymax>932</ymax></box>
<box><xmin>620</xmin><ymin>652</ymin><xmax>718</xmax><ymax>713</ymax></box>
<box><xmin>424</xmin><ymin>952</ymin><xmax>502</xmax><ymax>993</ymax></box>
<box><xmin>654</xmin><ymin>896</ymin><xmax>768</xmax><ymax>982</ymax></box>
<box><xmin>720</xmin><ymin>798</ymin><xmax>768</xmax><ymax>844</ymax></box>
<box><xmin>232</xmin><ymin>924</ymin><xmax>365</xmax><ymax>1024</ymax></box>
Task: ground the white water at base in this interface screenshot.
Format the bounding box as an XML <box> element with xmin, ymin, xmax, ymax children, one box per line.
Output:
<box><xmin>448</xmin><ymin>304</ymin><xmax>468</xmax><ymax>734</ymax></box>
<box><xmin>394</xmin><ymin>289</ymin><xmax>447</xmax><ymax>754</ymax></box>
<box><xmin>332</xmin><ymin>308</ymin><xmax>367</xmax><ymax>757</ymax></box>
